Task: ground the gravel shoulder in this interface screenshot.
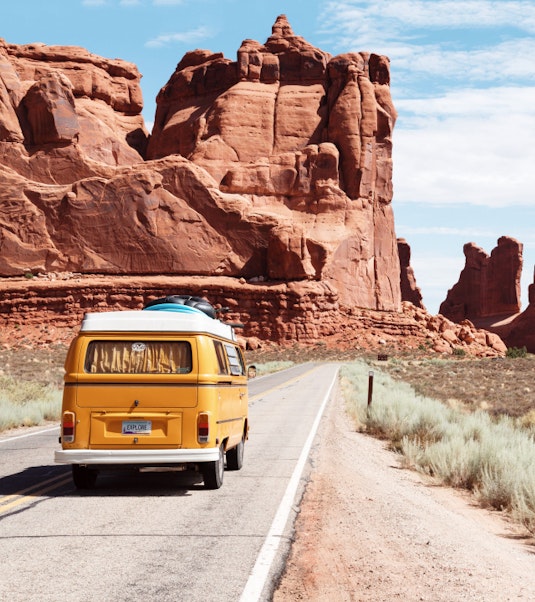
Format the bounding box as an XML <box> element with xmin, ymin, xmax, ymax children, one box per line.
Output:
<box><xmin>273</xmin><ymin>388</ymin><xmax>535</xmax><ymax>601</ymax></box>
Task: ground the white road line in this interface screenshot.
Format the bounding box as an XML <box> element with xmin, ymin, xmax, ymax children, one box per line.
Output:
<box><xmin>0</xmin><ymin>424</ymin><xmax>60</xmax><ymax>444</ymax></box>
<box><xmin>239</xmin><ymin>365</ymin><xmax>339</xmax><ymax>602</ymax></box>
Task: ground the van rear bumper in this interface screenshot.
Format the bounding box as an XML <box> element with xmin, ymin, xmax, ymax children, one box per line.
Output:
<box><xmin>54</xmin><ymin>447</ymin><xmax>220</xmax><ymax>465</ymax></box>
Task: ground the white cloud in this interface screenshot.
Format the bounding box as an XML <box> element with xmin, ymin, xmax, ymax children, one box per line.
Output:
<box><xmin>318</xmin><ymin>1</ymin><xmax>535</xmax><ymax>88</ymax></box>
<box><xmin>392</xmin><ymin>86</ymin><xmax>535</xmax><ymax>207</ymax></box>
<box><xmin>396</xmin><ymin>86</ymin><xmax>535</xmax><ymax>119</ymax></box>
<box><xmin>411</xmin><ymin>255</ymin><xmax>465</xmax><ymax>288</ymax></box>
<box><xmin>379</xmin><ymin>0</ymin><xmax>535</xmax><ymax>30</ymax></box>
<box><xmin>320</xmin><ymin>0</ymin><xmax>535</xmax><ymax>46</ymax></box>
<box><xmin>145</xmin><ymin>26</ymin><xmax>213</xmax><ymax>48</ymax></box>
<box><xmin>391</xmin><ymin>38</ymin><xmax>535</xmax><ymax>83</ymax></box>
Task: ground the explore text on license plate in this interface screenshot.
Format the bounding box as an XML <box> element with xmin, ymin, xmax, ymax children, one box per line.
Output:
<box><xmin>122</xmin><ymin>420</ymin><xmax>152</xmax><ymax>435</ymax></box>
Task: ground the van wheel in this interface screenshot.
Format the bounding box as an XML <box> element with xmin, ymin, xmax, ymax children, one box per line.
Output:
<box><xmin>201</xmin><ymin>444</ymin><xmax>224</xmax><ymax>489</ymax></box>
<box><xmin>226</xmin><ymin>436</ymin><xmax>244</xmax><ymax>471</ymax></box>
<box><xmin>72</xmin><ymin>465</ymin><xmax>98</xmax><ymax>489</ymax></box>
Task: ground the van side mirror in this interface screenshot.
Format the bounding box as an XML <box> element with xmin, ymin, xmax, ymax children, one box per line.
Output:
<box><xmin>247</xmin><ymin>365</ymin><xmax>257</xmax><ymax>379</ymax></box>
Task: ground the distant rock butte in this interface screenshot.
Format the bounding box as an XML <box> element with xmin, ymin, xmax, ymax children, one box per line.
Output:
<box><xmin>439</xmin><ymin>237</ymin><xmax>523</xmax><ymax>322</ymax></box>
<box><xmin>438</xmin><ymin>236</ymin><xmax>535</xmax><ymax>353</ymax></box>
<box><xmin>464</xmin><ymin>265</ymin><xmax>535</xmax><ymax>354</ymax></box>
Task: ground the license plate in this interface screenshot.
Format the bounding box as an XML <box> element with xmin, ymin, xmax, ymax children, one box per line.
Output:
<box><xmin>122</xmin><ymin>420</ymin><xmax>152</xmax><ymax>435</ymax></box>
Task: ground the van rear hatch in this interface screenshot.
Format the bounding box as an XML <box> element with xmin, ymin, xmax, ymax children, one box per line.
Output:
<box><xmin>72</xmin><ymin>338</ymin><xmax>198</xmax><ymax>447</ymax></box>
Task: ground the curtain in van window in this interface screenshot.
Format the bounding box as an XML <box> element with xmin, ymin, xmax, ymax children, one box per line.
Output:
<box><xmin>85</xmin><ymin>341</ymin><xmax>192</xmax><ymax>374</ymax></box>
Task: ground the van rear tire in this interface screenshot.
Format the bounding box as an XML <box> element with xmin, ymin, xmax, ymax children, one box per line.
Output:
<box><xmin>226</xmin><ymin>436</ymin><xmax>244</xmax><ymax>471</ymax></box>
<box><xmin>201</xmin><ymin>444</ymin><xmax>225</xmax><ymax>489</ymax></box>
<box><xmin>72</xmin><ymin>465</ymin><xmax>98</xmax><ymax>489</ymax></box>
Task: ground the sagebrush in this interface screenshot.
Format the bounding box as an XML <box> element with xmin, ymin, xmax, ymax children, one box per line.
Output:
<box><xmin>341</xmin><ymin>360</ymin><xmax>535</xmax><ymax>533</ymax></box>
<box><xmin>0</xmin><ymin>376</ymin><xmax>62</xmax><ymax>431</ymax></box>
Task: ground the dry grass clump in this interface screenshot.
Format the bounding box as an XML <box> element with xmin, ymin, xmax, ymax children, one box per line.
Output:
<box><xmin>341</xmin><ymin>360</ymin><xmax>535</xmax><ymax>534</ymax></box>
<box><xmin>250</xmin><ymin>360</ymin><xmax>295</xmax><ymax>376</ymax></box>
<box><xmin>0</xmin><ymin>376</ymin><xmax>62</xmax><ymax>431</ymax></box>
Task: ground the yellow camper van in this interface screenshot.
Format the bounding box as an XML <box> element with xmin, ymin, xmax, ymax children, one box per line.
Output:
<box><xmin>55</xmin><ymin>296</ymin><xmax>249</xmax><ymax>490</ymax></box>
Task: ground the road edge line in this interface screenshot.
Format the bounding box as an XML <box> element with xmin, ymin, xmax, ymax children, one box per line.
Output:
<box><xmin>0</xmin><ymin>424</ymin><xmax>59</xmax><ymax>444</ymax></box>
<box><xmin>239</xmin><ymin>364</ymin><xmax>339</xmax><ymax>602</ymax></box>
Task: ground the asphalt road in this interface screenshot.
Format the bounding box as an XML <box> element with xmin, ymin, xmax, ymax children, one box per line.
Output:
<box><xmin>0</xmin><ymin>362</ymin><xmax>339</xmax><ymax>602</ymax></box>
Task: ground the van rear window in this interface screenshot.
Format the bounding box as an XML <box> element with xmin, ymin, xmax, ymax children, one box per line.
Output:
<box><xmin>84</xmin><ymin>341</ymin><xmax>192</xmax><ymax>374</ymax></box>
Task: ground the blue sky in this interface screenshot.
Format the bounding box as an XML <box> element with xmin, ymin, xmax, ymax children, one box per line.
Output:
<box><xmin>3</xmin><ymin>0</ymin><xmax>535</xmax><ymax>314</ymax></box>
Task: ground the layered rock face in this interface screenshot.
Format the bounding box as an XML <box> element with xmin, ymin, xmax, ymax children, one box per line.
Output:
<box><xmin>398</xmin><ymin>238</ymin><xmax>424</xmax><ymax>309</ymax></box>
<box><xmin>439</xmin><ymin>237</ymin><xmax>523</xmax><ymax>322</ymax></box>
<box><xmin>0</xmin><ymin>38</ymin><xmax>150</xmax><ymax>274</ymax></box>
<box><xmin>0</xmin><ymin>16</ymin><xmax>402</xmax><ymax>312</ymax></box>
<box><xmin>146</xmin><ymin>15</ymin><xmax>400</xmax><ymax>309</ymax></box>
<box><xmin>0</xmin><ymin>275</ymin><xmax>507</xmax><ymax>357</ymax></box>
<box><xmin>0</xmin><ymin>39</ymin><xmax>147</xmax><ymax>175</ymax></box>
<box><xmin>501</xmin><ymin>271</ymin><xmax>535</xmax><ymax>352</ymax></box>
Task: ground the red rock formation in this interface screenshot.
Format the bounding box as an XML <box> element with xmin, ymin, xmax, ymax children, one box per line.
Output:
<box><xmin>0</xmin><ymin>38</ymin><xmax>147</xmax><ymax>179</ymax></box>
<box><xmin>439</xmin><ymin>237</ymin><xmax>522</xmax><ymax>322</ymax></box>
<box><xmin>145</xmin><ymin>15</ymin><xmax>400</xmax><ymax>309</ymax></box>
<box><xmin>0</xmin><ymin>15</ymin><xmax>402</xmax><ymax>337</ymax></box>
<box><xmin>398</xmin><ymin>238</ymin><xmax>424</xmax><ymax>309</ymax></box>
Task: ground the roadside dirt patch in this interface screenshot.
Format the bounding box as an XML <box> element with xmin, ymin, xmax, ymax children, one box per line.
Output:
<box><xmin>273</xmin><ymin>390</ymin><xmax>535</xmax><ymax>601</ymax></box>
<box><xmin>380</xmin><ymin>357</ymin><xmax>535</xmax><ymax>418</ymax></box>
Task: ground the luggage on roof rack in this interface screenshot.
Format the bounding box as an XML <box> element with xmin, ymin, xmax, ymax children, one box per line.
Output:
<box><xmin>143</xmin><ymin>295</ymin><xmax>217</xmax><ymax>319</ymax></box>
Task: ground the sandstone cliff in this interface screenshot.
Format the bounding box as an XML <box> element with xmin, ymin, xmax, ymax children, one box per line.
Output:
<box><xmin>0</xmin><ymin>16</ymin><xmax>400</xmax><ymax>311</ymax></box>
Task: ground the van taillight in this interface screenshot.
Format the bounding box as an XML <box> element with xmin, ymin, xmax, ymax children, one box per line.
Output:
<box><xmin>62</xmin><ymin>411</ymin><xmax>75</xmax><ymax>443</ymax></box>
<box><xmin>197</xmin><ymin>413</ymin><xmax>209</xmax><ymax>443</ymax></box>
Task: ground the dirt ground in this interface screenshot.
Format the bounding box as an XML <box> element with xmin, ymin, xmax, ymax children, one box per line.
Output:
<box><xmin>273</xmin><ymin>387</ymin><xmax>535</xmax><ymax>602</ymax></box>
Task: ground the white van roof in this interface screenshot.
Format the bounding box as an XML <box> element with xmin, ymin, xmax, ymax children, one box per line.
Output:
<box><xmin>80</xmin><ymin>308</ymin><xmax>237</xmax><ymax>341</ymax></box>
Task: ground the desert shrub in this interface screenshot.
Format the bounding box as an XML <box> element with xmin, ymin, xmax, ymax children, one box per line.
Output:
<box><xmin>506</xmin><ymin>346</ymin><xmax>528</xmax><ymax>358</ymax></box>
<box><xmin>342</xmin><ymin>362</ymin><xmax>452</xmax><ymax>446</ymax></box>
<box><xmin>341</xmin><ymin>360</ymin><xmax>535</xmax><ymax>533</ymax></box>
<box><xmin>519</xmin><ymin>409</ymin><xmax>535</xmax><ymax>431</ymax></box>
<box><xmin>512</xmin><ymin>477</ymin><xmax>535</xmax><ymax>533</ymax></box>
<box><xmin>0</xmin><ymin>376</ymin><xmax>62</xmax><ymax>431</ymax></box>
<box><xmin>419</xmin><ymin>435</ymin><xmax>483</xmax><ymax>489</ymax></box>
